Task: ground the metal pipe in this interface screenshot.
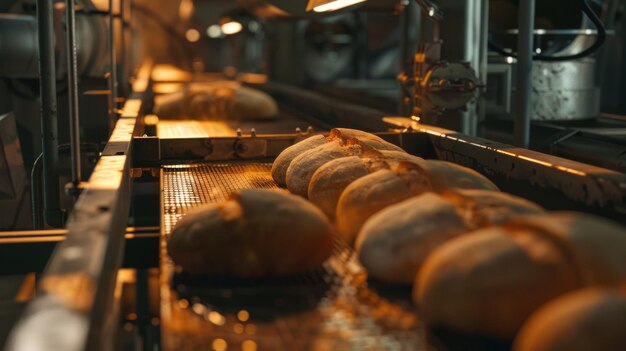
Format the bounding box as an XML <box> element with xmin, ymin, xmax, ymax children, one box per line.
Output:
<box><xmin>31</xmin><ymin>153</ymin><xmax>44</xmax><ymax>230</ymax></box>
<box><xmin>515</xmin><ymin>0</ymin><xmax>535</xmax><ymax>148</ymax></box>
<box><xmin>109</xmin><ymin>0</ymin><xmax>118</xmax><ymax>123</ymax></box>
<box><xmin>36</xmin><ymin>0</ymin><xmax>62</xmax><ymax>227</ymax></box>
<box><xmin>398</xmin><ymin>0</ymin><xmax>411</xmax><ymax>115</ymax></box>
<box><xmin>66</xmin><ymin>0</ymin><xmax>82</xmax><ymax>185</ymax></box>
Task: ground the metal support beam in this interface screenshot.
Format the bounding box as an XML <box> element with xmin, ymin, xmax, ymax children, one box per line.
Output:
<box><xmin>0</xmin><ymin>228</ymin><xmax>159</xmax><ymax>275</ymax></box>
<box><xmin>6</xmin><ymin>92</ymin><xmax>146</xmax><ymax>351</ymax></box>
<box><xmin>109</xmin><ymin>0</ymin><xmax>119</xmax><ymax>124</ymax></box>
<box><xmin>515</xmin><ymin>0</ymin><xmax>535</xmax><ymax>148</ymax></box>
<box><xmin>36</xmin><ymin>0</ymin><xmax>62</xmax><ymax>227</ymax></box>
<box><xmin>66</xmin><ymin>0</ymin><xmax>82</xmax><ymax>186</ymax></box>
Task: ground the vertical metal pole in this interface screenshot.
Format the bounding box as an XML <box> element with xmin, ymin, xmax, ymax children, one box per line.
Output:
<box><xmin>398</xmin><ymin>0</ymin><xmax>411</xmax><ymax>115</ymax></box>
<box><xmin>515</xmin><ymin>0</ymin><xmax>535</xmax><ymax>148</ymax></box>
<box><xmin>36</xmin><ymin>0</ymin><xmax>61</xmax><ymax>227</ymax></box>
<box><xmin>109</xmin><ymin>0</ymin><xmax>118</xmax><ymax>123</ymax></box>
<box><xmin>66</xmin><ymin>0</ymin><xmax>82</xmax><ymax>185</ymax></box>
<box><xmin>31</xmin><ymin>153</ymin><xmax>44</xmax><ymax>230</ymax></box>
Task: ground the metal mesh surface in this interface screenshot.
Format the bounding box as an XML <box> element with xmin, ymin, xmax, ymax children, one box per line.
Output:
<box><xmin>161</xmin><ymin>161</ymin><xmax>431</xmax><ymax>351</ymax></box>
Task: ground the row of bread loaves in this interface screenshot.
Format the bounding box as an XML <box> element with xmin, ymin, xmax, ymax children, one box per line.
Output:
<box><xmin>273</xmin><ymin>129</ymin><xmax>500</xmax><ymax>243</ymax></box>
<box><xmin>414</xmin><ymin>212</ymin><xmax>626</xmax><ymax>343</ymax></box>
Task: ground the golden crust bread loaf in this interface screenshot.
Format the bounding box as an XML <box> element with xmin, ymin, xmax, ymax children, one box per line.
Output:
<box><xmin>167</xmin><ymin>189</ymin><xmax>335</xmax><ymax>278</ymax></box>
<box><xmin>414</xmin><ymin>212</ymin><xmax>626</xmax><ymax>339</ymax></box>
<box><xmin>356</xmin><ymin>190</ymin><xmax>544</xmax><ymax>284</ymax></box>
<box><xmin>307</xmin><ymin>149</ymin><xmax>424</xmax><ymax>218</ymax></box>
<box><xmin>513</xmin><ymin>287</ymin><xmax>626</xmax><ymax>351</ymax></box>
<box><xmin>308</xmin><ymin>156</ymin><xmax>386</xmax><ymax>218</ymax></box>
<box><xmin>154</xmin><ymin>82</ymin><xmax>278</xmax><ymax>120</ymax></box>
<box><xmin>421</xmin><ymin>160</ymin><xmax>499</xmax><ymax>191</ymax></box>
<box><xmin>271</xmin><ymin>128</ymin><xmax>405</xmax><ymax>187</ymax></box>
<box><xmin>271</xmin><ymin>135</ymin><xmax>326</xmax><ymax>186</ymax></box>
<box><xmin>336</xmin><ymin>161</ymin><xmax>432</xmax><ymax>243</ymax></box>
<box><xmin>286</xmin><ymin>140</ymin><xmax>364</xmax><ymax>197</ymax></box>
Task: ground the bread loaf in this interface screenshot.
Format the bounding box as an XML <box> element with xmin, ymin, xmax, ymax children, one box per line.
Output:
<box><xmin>271</xmin><ymin>135</ymin><xmax>326</xmax><ymax>186</ymax></box>
<box><xmin>336</xmin><ymin>161</ymin><xmax>432</xmax><ymax>243</ymax></box>
<box><xmin>421</xmin><ymin>160</ymin><xmax>498</xmax><ymax>191</ymax></box>
<box><xmin>308</xmin><ymin>156</ymin><xmax>386</xmax><ymax>218</ymax></box>
<box><xmin>329</xmin><ymin>129</ymin><xmax>404</xmax><ymax>153</ymax></box>
<box><xmin>167</xmin><ymin>189</ymin><xmax>335</xmax><ymax>277</ymax></box>
<box><xmin>307</xmin><ymin>149</ymin><xmax>424</xmax><ymax>218</ymax></box>
<box><xmin>414</xmin><ymin>212</ymin><xmax>626</xmax><ymax>339</ymax></box>
<box><xmin>286</xmin><ymin>140</ymin><xmax>364</xmax><ymax>197</ymax></box>
<box><xmin>271</xmin><ymin>128</ymin><xmax>405</xmax><ymax>186</ymax></box>
<box><xmin>356</xmin><ymin>190</ymin><xmax>543</xmax><ymax>284</ymax></box>
<box><xmin>513</xmin><ymin>287</ymin><xmax>626</xmax><ymax>351</ymax></box>
<box><xmin>154</xmin><ymin>82</ymin><xmax>278</xmax><ymax>120</ymax></box>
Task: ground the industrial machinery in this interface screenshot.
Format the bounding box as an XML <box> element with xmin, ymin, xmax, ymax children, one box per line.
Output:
<box><xmin>0</xmin><ymin>0</ymin><xmax>625</xmax><ymax>350</ymax></box>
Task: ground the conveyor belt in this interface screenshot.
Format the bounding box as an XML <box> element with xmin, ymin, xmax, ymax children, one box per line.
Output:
<box><xmin>160</xmin><ymin>161</ymin><xmax>429</xmax><ymax>351</ymax></box>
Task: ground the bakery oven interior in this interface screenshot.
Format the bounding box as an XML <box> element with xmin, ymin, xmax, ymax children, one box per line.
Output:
<box><xmin>1</xmin><ymin>0</ymin><xmax>626</xmax><ymax>350</ymax></box>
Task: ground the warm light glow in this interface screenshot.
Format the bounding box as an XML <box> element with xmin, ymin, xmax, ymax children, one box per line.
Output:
<box><xmin>221</xmin><ymin>21</ymin><xmax>243</xmax><ymax>35</ymax></box>
<box><xmin>121</xmin><ymin>98</ymin><xmax>142</xmax><ymax>118</ymax></box>
<box><xmin>237</xmin><ymin>73</ymin><xmax>268</xmax><ymax>84</ymax></box>
<box><xmin>518</xmin><ymin>155</ymin><xmax>553</xmax><ymax>167</ymax></box>
<box><xmin>151</xmin><ymin>64</ymin><xmax>192</xmax><ymax>82</ymax></box>
<box><xmin>208</xmin><ymin>311</ymin><xmax>226</xmax><ymax>326</ymax></box>
<box><xmin>207</xmin><ymin>25</ymin><xmax>223</xmax><ymax>38</ymax></box>
<box><xmin>157</xmin><ymin>121</ymin><xmax>236</xmax><ymax>138</ymax></box>
<box><xmin>132</xmin><ymin>60</ymin><xmax>153</xmax><ymax>93</ymax></box>
<box><xmin>192</xmin><ymin>303</ymin><xmax>206</xmax><ymax>315</ymax></box>
<box><xmin>233</xmin><ymin>323</ymin><xmax>244</xmax><ymax>334</ymax></box>
<box><xmin>178</xmin><ymin>299</ymin><xmax>189</xmax><ymax>309</ymax></box>
<box><xmin>212</xmin><ymin>338</ymin><xmax>227</xmax><ymax>351</ymax></box>
<box><xmin>152</xmin><ymin>83</ymin><xmax>184</xmax><ymax>94</ymax></box>
<box><xmin>185</xmin><ymin>28</ymin><xmax>201</xmax><ymax>42</ymax></box>
<box><xmin>312</xmin><ymin>0</ymin><xmax>367</xmax><ymax>12</ymax></box>
<box><xmin>245</xmin><ymin>324</ymin><xmax>257</xmax><ymax>335</ymax></box>
<box><xmin>178</xmin><ymin>0</ymin><xmax>195</xmax><ymax>21</ymax></box>
<box><xmin>556</xmin><ymin>166</ymin><xmax>587</xmax><ymax>176</ymax></box>
<box><xmin>242</xmin><ymin>340</ymin><xmax>258</xmax><ymax>351</ymax></box>
<box><xmin>237</xmin><ymin>310</ymin><xmax>250</xmax><ymax>322</ymax></box>
<box><xmin>496</xmin><ymin>149</ymin><xmax>517</xmax><ymax>157</ymax></box>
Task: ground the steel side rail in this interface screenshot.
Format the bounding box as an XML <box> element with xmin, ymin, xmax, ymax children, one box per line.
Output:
<box><xmin>5</xmin><ymin>93</ymin><xmax>146</xmax><ymax>351</ymax></box>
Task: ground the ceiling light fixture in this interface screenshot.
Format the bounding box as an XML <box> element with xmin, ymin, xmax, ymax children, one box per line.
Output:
<box><xmin>221</xmin><ymin>21</ymin><xmax>243</xmax><ymax>35</ymax></box>
<box><xmin>306</xmin><ymin>0</ymin><xmax>367</xmax><ymax>13</ymax></box>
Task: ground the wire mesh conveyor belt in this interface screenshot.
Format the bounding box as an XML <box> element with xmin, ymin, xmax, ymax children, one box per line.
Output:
<box><xmin>160</xmin><ymin>161</ymin><xmax>431</xmax><ymax>351</ymax></box>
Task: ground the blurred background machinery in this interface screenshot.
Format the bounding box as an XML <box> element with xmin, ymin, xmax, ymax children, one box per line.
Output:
<box><xmin>0</xmin><ymin>0</ymin><xmax>625</xmax><ymax>349</ymax></box>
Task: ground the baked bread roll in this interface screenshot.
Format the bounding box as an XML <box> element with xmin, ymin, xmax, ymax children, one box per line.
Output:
<box><xmin>514</xmin><ymin>287</ymin><xmax>626</xmax><ymax>351</ymax></box>
<box><xmin>308</xmin><ymin>156</ymin><xmax>388</xmax><ymax>218</ymax></box>
<box><xmin>336</xmin><ymin>161</ymin><xmax>432</xmax><ymax>243</ymax></box>
<box><xmin>154</xmin><ymin>81</ymin><xmax>278</xmax><ymax>120</ymax></box>
<box><xmin>167</xmin><ymin>189</ymin><xmax>334</xmax><ymax>277</ymax></box>
<box><xmin>421</xmin><ymin>160</ymin><xmax>498</xmax><ymax>191</ymax></box>
<box><xmin>331</xmin><ymin>129</ymin><xmax>405</xmax><ymax>153</ymax></box>
<box><xmin>286</xmin><ymin>140</ymin><xmax>364</xmax><ymax>197</ymax></box>
<box><xmin>356</xmin><ymin>190</ymin><xmax>543</xmax><ymax>284</ymax></box>
<box><xmin>307</xmin><ymin>149</ymin><xmax>425</xmax><ymax>218</ymax></box>
<box><xmin>271</xmin><ymin>128</ymin><xmax>404</xmax><ymax>186</ymax></box>
<box><xmin>414</xmin><ymin>212</ymin><xmax>626</xmax><ymax>339</ymax></box>
<box><xmin>271</xmin><ymin>135</ymin><xmax>326</xmax><ymax>186</ymax></box>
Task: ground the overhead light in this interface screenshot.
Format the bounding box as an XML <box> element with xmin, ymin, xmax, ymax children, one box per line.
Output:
<box><xmin>185</xmin><ymin>28</ymin><xmax>201</xmax><ymax>42</ymax></box>
<box><xmin>306</xmin><ymin>0</ymin><xmax>367</xmax><ymax>12</ymax></box>
<box><xmin>207</xmin><ymin>25</ymin><xmax>223</xmax><ymax>38</ymax></box>
<box><xmin>221</xmin><ymin>21</ymin><xmax>243</xmax><ymax>35</ymax></box>
<box><xmin>178</xmin><ymin>0</ymin><xmax>195</xmax><ymax>21</ymax></box>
